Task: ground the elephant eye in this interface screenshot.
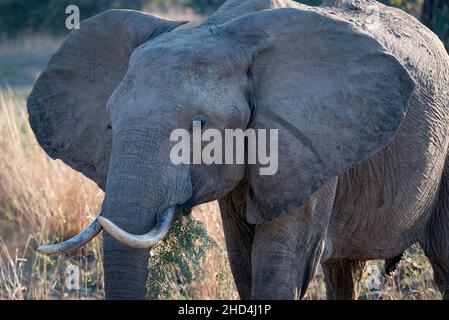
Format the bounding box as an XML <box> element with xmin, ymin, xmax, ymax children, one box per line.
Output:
<box><xmin>191</xmin><ymin>114</ymin><xmax>208</xmax><ymax>130</ymax></box>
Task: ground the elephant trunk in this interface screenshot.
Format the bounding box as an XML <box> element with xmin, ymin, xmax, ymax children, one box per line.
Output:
<box><xmin>101</xmin><ymin>127</ymin><xmax>191</xmax><ymax>299</ymax></box>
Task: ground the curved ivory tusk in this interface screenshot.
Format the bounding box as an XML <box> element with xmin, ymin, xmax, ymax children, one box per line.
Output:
<box><xmin>37</xmin><ymin>218</ymin><xmax>103</xmax><ymax>256</ymax></box>
<box><xmin>98</xmin><ymin>207</ymin><xmax>175</xmax><ymax>249</ymax></box>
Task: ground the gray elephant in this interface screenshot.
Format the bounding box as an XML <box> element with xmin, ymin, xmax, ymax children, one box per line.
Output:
<box><xmin>27</xmin><ymin>0</ymin><xmax>449</xmax><ymax>300</ymax></box>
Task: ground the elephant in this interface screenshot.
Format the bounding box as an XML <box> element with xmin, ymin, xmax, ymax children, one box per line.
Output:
<box><xmin>27</xmin><ymin>0</ymin><xmax>449</xmax><ymax>300</ymax></box>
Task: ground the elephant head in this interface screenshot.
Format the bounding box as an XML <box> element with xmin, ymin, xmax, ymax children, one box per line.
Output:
<box><xmin>28</xmin><ymin>7</ymin><xmax>414</xmax><ymax>299</ymax></box>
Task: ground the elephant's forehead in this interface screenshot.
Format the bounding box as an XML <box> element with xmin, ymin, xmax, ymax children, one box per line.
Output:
<box><xmin>152</xmin><ymin>28</ymin><xmax>214</xmax><ymax>46</ymax></box>
<box><xmin>131</xmin><ymin>29</ymin><xmax>234</xmax><ymax>72</ymax></box>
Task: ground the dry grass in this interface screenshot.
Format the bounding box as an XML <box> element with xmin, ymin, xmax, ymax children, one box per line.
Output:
<box><xmin>0</xmin><ymin>87</ymin><xmax>237</xmax><ymax>299</ymax></box>
<box><xmin>0</xmin><ymin>88</ymin><xmax>104</xmax><ymax>299</ymax></box>
<box><xmin>0</xmin><ymin>87</ymin><xmax>442</xmax><ymax>300</ymax></box>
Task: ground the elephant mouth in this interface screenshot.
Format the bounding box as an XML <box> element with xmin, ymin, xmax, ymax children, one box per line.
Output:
<box><xmin>37</xmin><ymin>206</ymin><xmax>178</xmax><ymax>256</ymax></box>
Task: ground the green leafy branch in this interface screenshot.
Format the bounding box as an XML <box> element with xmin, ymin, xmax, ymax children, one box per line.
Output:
<box><xmin>147</xmin><ymin>208</ymin><xmax>217</xmax><ymax>299</ymax></box>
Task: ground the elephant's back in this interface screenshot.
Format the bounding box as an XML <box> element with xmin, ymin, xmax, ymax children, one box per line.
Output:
<box><xmin>321</xmin><ymin>1</ymin><xmax>449</xmax><ymax>260</ymax></box>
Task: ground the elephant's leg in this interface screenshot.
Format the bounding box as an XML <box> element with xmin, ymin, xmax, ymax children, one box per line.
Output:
<box><xmin>218</xmin><ymin>179</ymin><xmax>255</xmax><ymax>300</ymax></box>
<box><xmin>250</xmin><ymin>178</ymin><xmax>338</xmax><ymax>299</ymax></box>
<box><xmin>321</xmin><ymin>259</ymin><xmax>365</xmax><ymax>300</ymax></box>
<box><xmin>421</xmin><ymin>161</ymin><xmax>449</xmax><ymax>299</ymax></box>
<box><xmin>427</xmin><ymin>254</ymin><xmax>449</xmax><ymax>300</ymax></box>
<box><xmin>422</xmin><ymin>215</ymin><xmax>449</xmax><ymax>299</ymax></box>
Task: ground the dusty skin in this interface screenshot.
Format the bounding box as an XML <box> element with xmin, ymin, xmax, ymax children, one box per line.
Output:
<box><xmin>27</xmin><ymin>0</ymin><xmax>449</xmax><ymax>299</ymax></box>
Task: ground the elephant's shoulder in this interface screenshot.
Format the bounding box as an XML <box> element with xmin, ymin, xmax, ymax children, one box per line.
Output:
<box><xmin>322</xmin><ymin>0</ymin><xmax>449</xmax><ymax>90</ymax></box>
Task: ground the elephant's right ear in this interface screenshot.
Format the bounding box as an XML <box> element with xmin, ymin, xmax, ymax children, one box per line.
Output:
<box><xmin>27</xmin><ymin>10</ymin><xmax>186</xmax><ymax>190</ymax></box>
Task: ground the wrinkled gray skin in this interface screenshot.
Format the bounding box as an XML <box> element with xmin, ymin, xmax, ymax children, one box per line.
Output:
<box><xmin>27</xmin><ymin>0</ymin><xmax>449</xmax><ymax>299</ymax></box>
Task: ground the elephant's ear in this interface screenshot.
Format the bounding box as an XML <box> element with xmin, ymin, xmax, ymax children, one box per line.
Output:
<box><xmin>27</xmin><ymin>10</ymin><xmax>186</xmax><ymax>190</ymax></box>
<box><xmin>219</xmin><ymin>8</ymin><xmax>415</xmax><ymax>223</ymax></box>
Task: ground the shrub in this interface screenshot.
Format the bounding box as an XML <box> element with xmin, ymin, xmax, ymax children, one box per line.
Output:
<box><xmin>147</xmin><ymin>208</ymin><xmax>217</xmax><ymax>299</ymax></box>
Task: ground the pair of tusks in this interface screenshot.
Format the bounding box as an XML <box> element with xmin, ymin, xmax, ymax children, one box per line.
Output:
<box><xmin>37</xmin><ymin>207</ymin><xmax>176</xmax><ymax>256</ymax></box>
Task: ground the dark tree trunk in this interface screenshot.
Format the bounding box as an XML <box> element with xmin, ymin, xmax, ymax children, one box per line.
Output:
<box><xmin>421</xmin><ymin>0</ymin><xmax>435</xmax><ymax>29</ymax></box>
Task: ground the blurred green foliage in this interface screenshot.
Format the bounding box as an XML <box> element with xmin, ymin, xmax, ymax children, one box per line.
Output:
<box><xmin>0</xmin><ymin>0</ymin><xmax>147</xmax><ymax>36</ymax></box>
<box><xmin>185</xmin><ymin>0</ymin><xmax>225</xmax><ymax>14</ymax></box>
<box><xmin>297</xmin><ymin>0</ymin><xmax>322</xmax><ymax>5</ymax></box>
<box><xmin>1</xmin><ymin>0</ymin><xmax>447</xmax><ymax>51</ymax></box>
<box><xmin>421</xmin><ymin>0</ymin><xmax>449</xmax><ymax>50</ymax></box>
<box><xmin>378</xmin><ymin>0</ymin><xmax>425</xmax><ymax>17</ymax></box>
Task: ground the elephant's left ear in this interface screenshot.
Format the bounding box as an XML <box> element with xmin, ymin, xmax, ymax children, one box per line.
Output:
<box><xmin>219</xmin><ymin>8</ymin><xmax>415</xmax><ymax>223</ymax></box>
<box><xmin>27</xmin><ymin>10</ymin><xmax>187</xmax><ymax>190</ymax></box>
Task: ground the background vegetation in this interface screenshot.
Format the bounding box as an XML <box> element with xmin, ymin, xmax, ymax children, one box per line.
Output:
<box><xmin>0</xmin><ymin>0</ymin><xmax>447</xmax><ymax>300</ymax></box>
<box><xmin>0</xmin><ymin>0</ymin><xmax>447</xmax><ymax>49</ymax></box>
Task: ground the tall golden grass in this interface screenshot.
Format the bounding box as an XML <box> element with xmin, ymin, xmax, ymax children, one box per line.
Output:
<box><xmin>0</xmin><ymin>88</ymin><xmax>104</xmax><ymax>299</ymax></box>
<box><xmin>0</xmin><ymin>88</ymin><xmax>237</xmax><ymax>299</ymax></box>
<box><xmin>0</xmin><ymin>88</ymin><xmax>441</xmax><ymax>300</ymax></box>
